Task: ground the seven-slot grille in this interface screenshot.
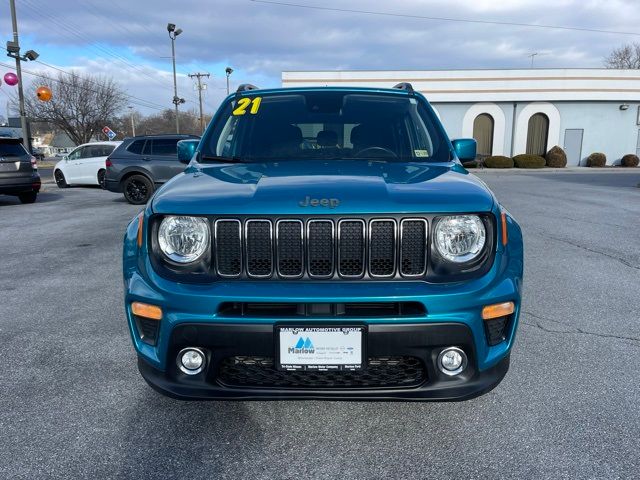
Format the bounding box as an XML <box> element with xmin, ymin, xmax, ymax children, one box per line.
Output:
<box><xmin>213</xmin><ymin>217</ymin><xmax>428</xmax><ymax>279</ymax></box>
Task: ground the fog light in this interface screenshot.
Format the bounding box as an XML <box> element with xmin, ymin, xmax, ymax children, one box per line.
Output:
<box><xmin>177</xmin><ymin>347</ymin><xmax>206</xmax><ymax>375</ymax></box>
<box><xmin>437</xmin><ymin>347</ymin><xmax>467</xmax><ymax>376</ymax></box>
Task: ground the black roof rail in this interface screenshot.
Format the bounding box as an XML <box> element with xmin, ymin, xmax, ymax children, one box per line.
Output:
<box><xmin>393</xmin><ymin>82</ymin><xmax>414</xmax><ymax>93</ymax></box>
<box><xmin>236</xmin><ymin>84</ymin><xmax>259</xmax><ymax>94</ymax></box>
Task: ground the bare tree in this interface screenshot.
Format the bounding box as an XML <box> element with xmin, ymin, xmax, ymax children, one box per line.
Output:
<box><xmin>23</xmin><ymin>71</ymin><xmax>127</xmax><ymax>144</ymax></box>
<box><xmin>134</xmin><ymin>109</ymin><xmax>207</xmax><ymax>136</ymax></box>
<box><xmin>604</xmin><ymin>43</ymin><xmax>640</xmax><ymax>69</ymax></box>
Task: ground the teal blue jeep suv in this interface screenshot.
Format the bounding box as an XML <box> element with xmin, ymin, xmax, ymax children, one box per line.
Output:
<box><xmin>122</xmin><ymin>83</ymin><xmax>523</xmax><ymax>400</ymax></box>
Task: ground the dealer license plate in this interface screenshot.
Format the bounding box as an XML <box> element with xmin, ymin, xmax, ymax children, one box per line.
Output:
<box><xmin>277</xmin><ymin>326</ymin><xmax>364</xmax><ymax>371</ymax></box>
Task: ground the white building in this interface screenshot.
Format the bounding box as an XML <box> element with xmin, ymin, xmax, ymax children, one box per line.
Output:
<box><xmin>282</xmin><ymin>69</ymin><xmax>640</xmax><ymax>165</ymax></box>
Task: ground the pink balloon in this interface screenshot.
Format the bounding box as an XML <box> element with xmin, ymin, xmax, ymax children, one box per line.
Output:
<box><xmin>4</xmin><ymin>72</ymin><xmax>18</xmax><ymax>86</ymax></box>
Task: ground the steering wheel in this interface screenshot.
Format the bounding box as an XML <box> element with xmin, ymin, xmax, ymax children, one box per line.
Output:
<box><xmin>353</xmin><ymin>146</ymin><xmax>398</xmax><ymax>159</ymax></box>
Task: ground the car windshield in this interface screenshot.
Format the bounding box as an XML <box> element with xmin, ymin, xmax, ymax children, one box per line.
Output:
<box><xmin>202</xmin><ymin>91</ymin><xmax>449</xmax><ymax>163</ymax></box>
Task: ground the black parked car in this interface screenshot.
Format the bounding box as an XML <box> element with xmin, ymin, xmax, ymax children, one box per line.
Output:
<box><xmin>0</xmin><ymin>138</ymin><xmax>40</xmax><ymax>204</ymax></box>
<box><xmin>104</xmin><ymin>134</ymin><xmax>199</xmax><ymax>204</ymax></box>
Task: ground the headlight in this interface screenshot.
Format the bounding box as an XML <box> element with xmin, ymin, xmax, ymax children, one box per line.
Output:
<box><xmin>434</xmin><ymin>215</ymin><xmax>486</xmax><ymax>263</ymax></box>
<box><xmin>158</xmin><ymin>216</ymin><xmax>210</xmax><ymax>263</ymax></box>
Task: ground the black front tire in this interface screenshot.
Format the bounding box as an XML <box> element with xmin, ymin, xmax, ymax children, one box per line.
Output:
<box><xmin>18</xmin><ymin>191</ymin><xmax>37</xmax><ymax>204</ymax></box>
<box><xmin>97</xmin><ymin>169</ymin><xmax>106</xmax><ymax>189</ymax></box>
<box><xmin>123</xmin><ymin>174</ymin><xmax>154</xmax><ymax>205</ymax></box>
<box><xmin>54</xmin><ymin>169</ymin><xmax>69</xmax><ymax>188</ymax></box>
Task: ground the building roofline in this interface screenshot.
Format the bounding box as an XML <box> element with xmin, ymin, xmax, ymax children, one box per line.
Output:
<box><xmin>283</xmin><ymin>67</ymin><xmax>631</xmax><ymax>73</ymax></box>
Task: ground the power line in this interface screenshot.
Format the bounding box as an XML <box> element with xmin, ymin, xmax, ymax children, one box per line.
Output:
<box><xmin>78</xmin><ymin>0</ymin><xmax>206</xmax><ymax>104</ymax></box>
<box><xmin>33</xmin><ymin>60</ymin><xmax>167</xmax><ymax>110</ymax></box>
<box><xmin>19</xmin><ymin>0</ymin><xmax>204</xmax><ymax>109</ymax></box>
<box><xmin>19</xmin><ymin>0</ymin><xmax>180</xmax><ymax>95</ymax></box>
<box><xmin>1</xmin><ymin>60</ymin><xmax>204</xmax><ymax>122</ymax></box>
<box><xmin>249</xmin><ymin>0</ymin><xmax>640</xmax><ymax>37</ymax></box>
<box><xmin>0</xmin><ymin>60</ymin><xmax>165</xmax><ymax>111</ymax></box>
<box><xmin>84</xmin><ymin>0</ymin><xmax>213</xmax><ymax>83</ymax></box>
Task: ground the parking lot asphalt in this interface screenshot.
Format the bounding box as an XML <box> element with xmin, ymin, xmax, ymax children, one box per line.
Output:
<box><xmin>1</xmin><ymin>171</ymin><xmax>639</xmax><ymax>479</ymax></box>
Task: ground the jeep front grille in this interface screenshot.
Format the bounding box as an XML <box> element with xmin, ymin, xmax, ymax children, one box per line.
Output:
<box><xmin>215</xmin><ymin>219</ymin><xmax>242</xmax><ymax>277</ymax></box>
<box><xmin>307</xmin><ymin>220</ymin><xmax>334</xmax><ymax>278</ymax></box>
<box><xmin>210</xmin><ymin>217</ymin><xmax>429</xmax><ymax>280</ymax></box>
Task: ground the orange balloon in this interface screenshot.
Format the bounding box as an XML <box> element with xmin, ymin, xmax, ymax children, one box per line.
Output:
<box><xmin>36</xmin><ymin>86</ymin><xmax>52</xmax><ymax>102</ymax></box>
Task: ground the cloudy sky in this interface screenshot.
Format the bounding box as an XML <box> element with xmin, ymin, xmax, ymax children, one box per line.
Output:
<box><xmin>1</xmin><ymin>0</ymin><xmax>639</xmax><ymax>117</ymax></box>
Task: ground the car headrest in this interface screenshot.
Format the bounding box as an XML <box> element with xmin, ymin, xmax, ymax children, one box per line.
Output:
<box><xmin>317</xmin><ymin>130</ymin><xmax>338</xmax><ymax>147</ymax></box>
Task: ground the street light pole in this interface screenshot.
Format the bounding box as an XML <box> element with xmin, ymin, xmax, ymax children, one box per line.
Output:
<box><xmin>167</xmin><ymin>23</ymin><xmax>184</xmax><ymax>134</ymax></box>
<box><xmin>128</xmin><ymin>106</ymin><xmax>136</xmax><ymax>136</ymax></box>
<box><xmin>225</xmin><ymin>67</ymin><xmax>233</xmax><ymax>95</ymax></box>
<box><xmin>8</xmin><ymin>0</ymin><xmax>29</xmax><ymax>152</ymax></box>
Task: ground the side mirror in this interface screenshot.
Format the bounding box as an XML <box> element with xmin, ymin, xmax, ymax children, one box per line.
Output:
<box><xmin>451</xmin><ymin>138</ymin><xmax>477</xmax><ymax>162</ymax></box>
<box><xmin>177</xmin><ymin>139</ymin><xmax>199</xmax><ymax>164</ymax></box>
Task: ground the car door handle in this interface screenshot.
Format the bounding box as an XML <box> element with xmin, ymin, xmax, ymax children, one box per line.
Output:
<box><xmin>142</xmin><ymin>157</ymin><xmax>151</xmax><ymax>161</ymax></box>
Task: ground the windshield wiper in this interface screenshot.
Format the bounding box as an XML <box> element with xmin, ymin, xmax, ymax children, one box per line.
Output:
<box><xmin>200</xmin><ymin>154</ymin><xmax>244</xmax><ymax>163</ymax></box>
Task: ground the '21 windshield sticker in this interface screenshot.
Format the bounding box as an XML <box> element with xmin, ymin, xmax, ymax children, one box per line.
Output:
<box><xmin>232</xmin><ymin>97</ymin><xmax>262</xmax><ymax>116</ymax></box>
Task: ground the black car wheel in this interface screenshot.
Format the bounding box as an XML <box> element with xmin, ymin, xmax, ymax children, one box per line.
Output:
<box><xmin>54</xmin><ymin>169</ymin><xmax>69</xmax><ymax>188</ymax></box>
<box><xmin>97</xmin><ymin>169</ymin><xmax>106</xmax><ymax>189</ymax></box>
<box><xmin>123</xmin><ymin>174</ymin><xmax>154</xmax><ymax>205</ymax></box>
<box><xmin>18</xmin><ymin>191</ymin><xmax>37</xmax><ymax>204</ymax></box>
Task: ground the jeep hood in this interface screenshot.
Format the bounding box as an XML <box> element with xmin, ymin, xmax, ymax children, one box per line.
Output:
<box><xmin>151</xmin><ymin>160</ymin><xmax>494</xmax><ymax>215</ymax></box>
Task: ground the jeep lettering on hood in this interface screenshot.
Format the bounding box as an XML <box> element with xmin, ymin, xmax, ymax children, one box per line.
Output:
<box><xmin>299</xmin><ymin>196</ymin><xmax>340</xmax><ymax>208</ymax></box>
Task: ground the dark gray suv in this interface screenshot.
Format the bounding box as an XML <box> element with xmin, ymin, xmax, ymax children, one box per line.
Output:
<box><xmin>0</xmin><ymin>138</ymin><xmax>40</xmax><ymax>204</ymax></box>
<box><xmin>104</xmin><ymin>134</ymin><xmax>199</xmax><ymax>204</ymax></box>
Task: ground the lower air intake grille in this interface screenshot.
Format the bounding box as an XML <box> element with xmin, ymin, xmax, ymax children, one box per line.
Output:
<box><xmin>217</xmin><ymin>356</ymin><xmax>427</xmax><ymax>389</ymax></box>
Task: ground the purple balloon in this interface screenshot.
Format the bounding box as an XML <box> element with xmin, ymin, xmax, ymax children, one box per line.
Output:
<box><xmin>4</xmin><ymin>72</ymin><xmax>18</xmax><ymax>86</ymax></box>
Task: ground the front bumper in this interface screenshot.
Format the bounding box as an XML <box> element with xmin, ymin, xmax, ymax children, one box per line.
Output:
<box><xmin>137</xmin><ymin>322</ymin><xmax>511</xmax><ymax>400</ymax></box>
<box><xmin>123</xmin><ymin>207</ymin><xmax>523</xmax><ymax>401</ymax></box>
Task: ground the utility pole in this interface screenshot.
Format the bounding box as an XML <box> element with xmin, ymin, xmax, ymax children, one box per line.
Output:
<box><xmin>8</xmin><ymin>0</ymin><xmax>29</xmax><ymax>151</ymax></box>
<box><xmin>128</xmin><ymin>106</ymin><xmax>136</xmax><ymax>136</ymax></box>
<box><xmin>189</xmin><ymin>72</ymin><xmax>210</xmax><ymax>133</ymax></box>
<box><xmin>527</xmin><ymin>52</ymin><xmax>546</xmax><ymax>68</ymax></box>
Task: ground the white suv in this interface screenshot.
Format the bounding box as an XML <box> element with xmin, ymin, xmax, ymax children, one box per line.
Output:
<box><xmin>53</xmin><ymin>141</ymin><xmax>121</xmax><ymax>188</ymax></box>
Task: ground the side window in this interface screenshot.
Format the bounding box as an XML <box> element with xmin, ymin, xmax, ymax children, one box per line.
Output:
<box><xmin>127</xmin><ymin>140</ymin><xmax>146</xmax><ymax>155</ymax></box>
<box><xmin>84</xmin><ymin>146</ymin><xmax>102</xmax><ymax>158</ymax></box>
<box><xmin>151</xmin><ymin>139</ymin><xmax>179</xmax><ymax>156</ymax></box>
<box><xmin>94</xmin><ymin>145</ymin><xmax>114</xmax><ymax>157</ymax></box>
<box><xmin>67</xmin><ymin>147</ymin><xmax>85</xmax><ymax>160</ymax></box>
